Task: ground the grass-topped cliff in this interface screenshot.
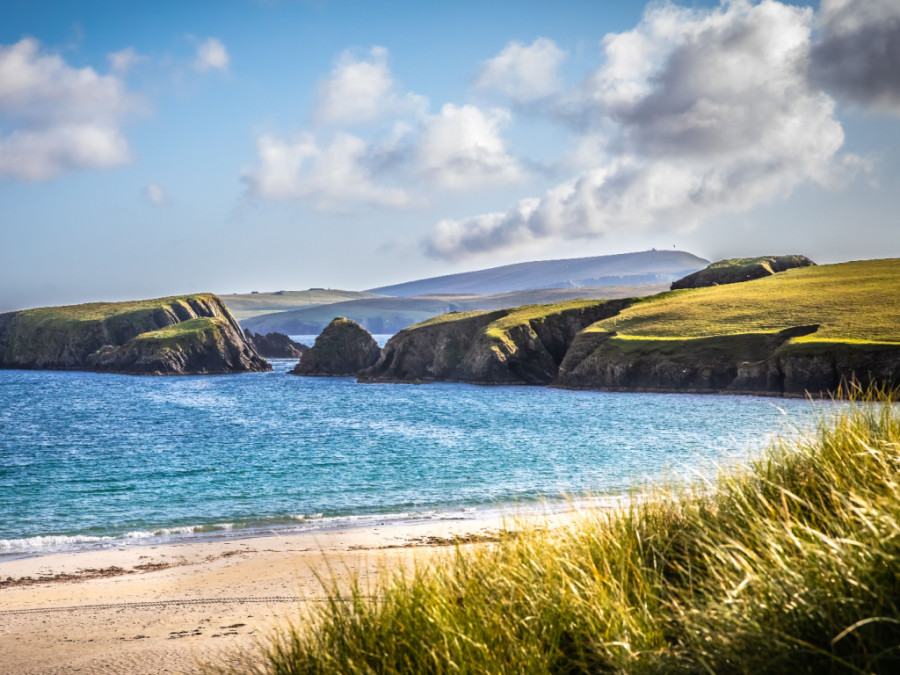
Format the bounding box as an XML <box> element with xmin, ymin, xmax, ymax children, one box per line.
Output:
<box><xmin>558</xmin><ymin>258</ymin><xmax>900</xmax><ymax>394</ymax></box>
<box><xmin>361</xmin><ymin>298</ymin><xmax>634</xmax><ymax>384</ymax></box>
<box><xmin>215</xmin><ymin>395</ymin><xmax>900</xmax><ymax>674</ymax></box>
<box><xmin>0</xmin><ymin>294</ymin><xmax>270</xmax><ymax>375</ymax></box>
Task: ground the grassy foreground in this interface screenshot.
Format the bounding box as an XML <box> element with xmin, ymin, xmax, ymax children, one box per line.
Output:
<box><xmin>213</xmin><ymin>392</ymin><xmax>900</xmax><ymax>674</ymax></box>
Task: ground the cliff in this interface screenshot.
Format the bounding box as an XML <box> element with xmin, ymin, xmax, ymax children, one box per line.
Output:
<box><xmin>557</xmin><ymin>259</ymin><xmax>900</xmax><ymax>396</ymax></box>
<box><xmin>244</xmin><ymin>330</ymin><xmax>308</xmax><ymax>358</ymax></box>
<box><xmin>360</xmin><ymin>299</ymin><xmax>635</xmax><ymax>385</ymax></box>
<box><xmin>290</xmin><ymin>317</ymin><xmax>380</xmax><ymax>376</ymax></box>
<box><xmin>0</xmin><ymin>294</ymin><xmax>270</xmax><ymax>375</ymax></box>
<box><xmin>361</xmin><ymin>258</ymin><xmax>900</xmax><ymax>397</ymax></box>
<box><xmin>670</xmin><ymin>255</ymin><xmax>815</xmax><ymax>290</ymax></box>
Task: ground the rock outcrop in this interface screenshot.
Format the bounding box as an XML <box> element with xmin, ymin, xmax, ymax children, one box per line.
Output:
<box><xmin>0</xmin><ymin>294</ymin><xmax>270</xmax><ymax>375</ymax></box>
<box><xmin>244</xmin><ymin>330</ymin><xmax>308</xmax><ymax>358</ymax></box>
<box><xmin>671</xmin><ymin>255</ymin><xmax>815</xmax><ymax>290</ymax></box>
<box><xmin>290</xmin><ymin>317</ymin><xmax>380</xmax><ymax>376</ymax></box>
<box><xmin>360</xmin><ymin>299</ymin><xmax>636</xmax><ymax>385</ymax></box>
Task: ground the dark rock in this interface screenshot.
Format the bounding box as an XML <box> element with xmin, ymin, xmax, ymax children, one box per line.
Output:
<box><xmin>290</xmin><ymin>317</ymin><xmax>380</xmax><ymax>377</ymax></box>
<box><xmin>243</xmin><ymin>330</ymin><xmax>308</xmax><ymax>359</ymax></box>
<box><xmin>671</xmin><ymin>255</ymin><xmax>816</xmax><ymax>290</ymax></box>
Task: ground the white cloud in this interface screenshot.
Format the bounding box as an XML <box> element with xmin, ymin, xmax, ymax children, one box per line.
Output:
<box><xmin>314</xmin><ymin>46</ymin><xmax>426</xmax><ymax>124</ymax></box>
<box><xmin>0</xmin><ymin>38</ymin><xmax>137</xmax><ymax>180</ymax></box>
<box><xmin>107</xmin><ymin>47</ymin><xmax>146</xmax><ymax>75</ymax></box>
<box><xmin>474</xmin><ymin>37</ymin><xmax>566</xmax><ymax>103</ymax></box>
<box><xmin>417</xmin><ymin>104</ymin><xmax>524</xmax><ymax>190</ymax></box>
<box><xmin>811</xmin><ymin>0</ymin><xmax>900</xmax><ymax>114</ymax></box>
<box><xmin>427</xmin><ymin>1</ymin><xmax>849</xmax><ymax>260</ymax></box>
<box><xmin>194</xmin><ymin>37</ymin><xmax>229</xmax><ymax>72</ymax></box>
<box><xmin>243</xmin><ymin>131</ymin><xmax>412</xmax><ymax>211</ymax></box>
<box><xmin>145</xmin><ymin>183</ymin><xmax>166</xmax><ymax>205</ymax></box>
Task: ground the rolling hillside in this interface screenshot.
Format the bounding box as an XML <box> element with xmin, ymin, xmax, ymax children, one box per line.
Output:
<box><xmin>368</xmin><ymin>250</ymin><xmax>707</xmax><ymax>297</ymax></box>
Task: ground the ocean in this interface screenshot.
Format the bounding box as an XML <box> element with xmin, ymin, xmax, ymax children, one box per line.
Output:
<box><xmin>0</xmin><ymin>340</ymin><xmax>835</xmax><ymax>559</ymax></box>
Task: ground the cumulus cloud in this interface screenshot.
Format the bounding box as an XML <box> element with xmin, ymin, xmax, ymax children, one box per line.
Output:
<box><xmin>314</xmin><ymin>46</ymin><xmax>426</xmax><ymax>124</ymax></box>
<box><xmin>194</xmin><ymin>37</ymin><xmax>229</xmax><ymax>72</ymax></box>
<box><xmin>242</xmin><ymin>131</ymin><xmax>412</xmax><ymax>211</ymax></box>
<box><xmin>474</xmin><ymin>38</ymin><xmax>566</xmax><ymax>103</ymax></box>
<box><xmin>418</xmin><ymin>104</ymin><xmax>524</xmax><ymax>190</ymax></box>
<box><xmin>145</xmin><ymin>183</ymin><xmax>166</xmax><ymax>205</ymax></box>
<box><xmin>426</xmin><ymin>0</ymin><xmax>849</xmax><ymax>260</ymax></box>
<box><xmin>811</xmin><ymin>0</ymin><xmax>900</xmax><ymax>114</ymax></box>
<box><xmin>0</xmin><ymin>38</ymin><xmax>137</xmax><ymax>180</ymax></box>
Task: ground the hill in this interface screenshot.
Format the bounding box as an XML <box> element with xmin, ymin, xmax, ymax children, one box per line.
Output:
<box><xmin>241</xmin><ymin>284</ymin><xmax>669</xmax><ymax>335</ymax></box>
<box><xmin>0</xmin><ymin>294</ymin><xmax>270</xmax><ymax>375</ymax></box>
<box><xmin>220</xmin><ymin>289</ymin><xmax>379</xmax><ymax>321</ymax></box>
<box><xmin>368</xmin><ymin>250</ymin><xmax>707</xmax><ymax>297</ymax></box>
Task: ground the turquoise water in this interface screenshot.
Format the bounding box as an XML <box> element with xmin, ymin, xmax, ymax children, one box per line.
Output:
<box><xmin>0</xmin><ymin>355</ymin><xmax>833</xmax><ymax>558</ymax></box>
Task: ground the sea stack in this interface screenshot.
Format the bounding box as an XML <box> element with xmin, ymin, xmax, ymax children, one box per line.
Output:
<box><xmin>290</xmin><ymin>317</ymin><xmax>380</xmax><ymax>376</ymax></box>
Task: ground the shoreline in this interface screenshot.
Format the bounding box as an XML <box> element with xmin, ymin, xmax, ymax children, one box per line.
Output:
<box><xmin>0</xmin><ymin>507</ymin><xmax>594</xmax><ymax>674</ymax></box>
<box><xmin>0</xmin><ymin>494</ymin><xmax>630</xmax><ymax>564</ymax></box>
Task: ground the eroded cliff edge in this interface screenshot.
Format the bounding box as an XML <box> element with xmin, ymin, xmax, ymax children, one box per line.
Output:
<box><xmin>359</xmin><ymin>299</ymin><xmax>635</xmax><ymax>385</ymax></box>
<box><xmin>0</xmin><ymin>294</ymin><xmax>271</xmax><ymax>375</ymax></box>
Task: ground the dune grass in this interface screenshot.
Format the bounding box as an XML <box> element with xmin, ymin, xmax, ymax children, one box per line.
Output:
<box><xmin>214</xmin><ymin>390</ymin><xmax>900</xmax><ymax>674</ymax></box>
<box><xmin>589</xmin><ymin>258</ymin><xmax>900</xmax><ymax>343</ymax></box>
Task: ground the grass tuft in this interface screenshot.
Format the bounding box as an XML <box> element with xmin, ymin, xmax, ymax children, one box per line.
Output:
<box><xmin>213</xmin><ymin>389</ymin><xmax>900</xmax><ymax>674</ymax></box>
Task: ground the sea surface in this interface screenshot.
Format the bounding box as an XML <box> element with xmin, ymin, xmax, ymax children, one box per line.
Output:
<box><xmin>0</xmin><ymin>338</ymin><xmax>836</xmax><ymax>559</ymax></box>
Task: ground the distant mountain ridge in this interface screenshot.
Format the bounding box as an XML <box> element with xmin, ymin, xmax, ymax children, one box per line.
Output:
<box><xmin>368</xmin><ymin>250</ymin><xmax>709</xmax><ymax>297</ymax></box>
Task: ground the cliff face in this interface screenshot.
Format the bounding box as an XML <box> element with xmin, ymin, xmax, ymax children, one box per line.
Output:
<box><xmin>671</xmin><ymin>255</ymin><xmax>815</xmax><ymax>290</ymax></box>
<box><xmin>554</xmin><ymin>325</ymin><xmax>900</xmax><ymax>396</ymax></box>
<box><xmin>0</xmin><ymin>294</ymin><xmax>270</xmax><ymax>375</ymax></box>
<box><xmin>290</xmin><ymin>317</ymin><xmax>380</xmax><ymax>376</ymax></box>
<box><xmin>360</xmin><ymin>299</ymin><xmax>635</xmax><ymax>385</ymax></box>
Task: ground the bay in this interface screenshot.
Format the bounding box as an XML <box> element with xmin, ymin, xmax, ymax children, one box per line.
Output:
<box><xmin>0</xmin><ymin>352</ymin><xmax>833</xmax><ymax>558</ymax></box>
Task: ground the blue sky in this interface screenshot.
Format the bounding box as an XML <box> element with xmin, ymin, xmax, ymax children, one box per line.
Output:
<box><xmin>1</xmin><ymin>0</ymin><xmax>899</xmax><ymax>311</ymax></box>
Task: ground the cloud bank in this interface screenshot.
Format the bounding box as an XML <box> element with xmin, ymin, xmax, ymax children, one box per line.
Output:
<box><xmin>0</xmin><ymin>38</ymin><xmax>138</xmax><ymax>180</ymax></box>
<box><xmin>426</xmin><ymin>0</ymin><xmax>850</xmax><ymax>260</ymax></box>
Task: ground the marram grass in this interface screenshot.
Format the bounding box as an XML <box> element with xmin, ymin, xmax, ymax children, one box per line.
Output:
<box><xmin>213</xmin><ymin>391</ymin><xmax>900</xmax><ymax>674</ymax></box>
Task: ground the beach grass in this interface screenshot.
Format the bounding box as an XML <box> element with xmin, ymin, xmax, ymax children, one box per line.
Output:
<box><xmin>213</xmin><ymin>388</ymin><xmax>900</xmax><ymax>674</ymax></box>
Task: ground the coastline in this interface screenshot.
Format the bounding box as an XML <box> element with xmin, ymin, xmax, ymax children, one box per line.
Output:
<box><xmin>0</xmin><ymin>507</ymin><xmax>590</xmax><ymax>674</ymax></box>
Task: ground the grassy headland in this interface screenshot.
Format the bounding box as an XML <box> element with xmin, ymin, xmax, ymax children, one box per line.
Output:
<box><xmin>587</xmin><ymin>258</ymin><xmax>900</xmax><ymax>343</ymax></box>
<box><xmin>216</xmin><ymin>393</ymin><xmax>900</xmax><ymax>673</ymax></box>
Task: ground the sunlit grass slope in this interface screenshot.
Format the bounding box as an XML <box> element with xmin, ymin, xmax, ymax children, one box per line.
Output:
<box><xmin>215</xmin><ymin>393</ymin><xmax>900</xmax><ymax>674</ymax></box>
<box><xmin>587</xmin><ymin>258</ymin><xmax>900</xmax><ymax>344</ymax></box>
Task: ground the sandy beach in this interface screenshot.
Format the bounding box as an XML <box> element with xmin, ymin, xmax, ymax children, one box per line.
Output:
<box><xmin>0</xmin><ymin>511</ymin><xmax>577</xmax><ymax>674</ymax></box>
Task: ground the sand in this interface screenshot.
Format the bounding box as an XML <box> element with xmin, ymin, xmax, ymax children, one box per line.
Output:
<box><xmin>0</xmin><ymin>511</ymin><xmax>577</xmax><ymax>674</ymax></box>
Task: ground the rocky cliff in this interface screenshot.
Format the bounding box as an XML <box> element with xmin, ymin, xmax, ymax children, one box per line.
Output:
<box><xmin>555</xmin><ymin>326</ymin><xmax>900</xmax><ymax>396</ymax></box>
<box><xmin>244</xmin><ymin>330</ymin><xmax>308</xmax><ymax>358</ymax></box>
<box><xmin>0</xmin><ymin>294</ymin><xmax>270</xmax><ymax>375</ymax></box>
<box><xmin>671</xmin><ymin>255</ymin><xmax>815</xmax><ymax>290</ymax></box>
<box><xmin>290</xmin><ymin>317</ymin><xmax>380</xmax><ymax>376</ymax></box>
<box><xmin>360</xmin><ymin>299</ymin><xmax>636</xmax><ymax>385</ymax></box>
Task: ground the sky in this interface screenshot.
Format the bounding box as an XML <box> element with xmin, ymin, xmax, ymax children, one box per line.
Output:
<box><xmin>1</xmin><ymin>0</ymin><xmax>899</xmax><ymax>311</ymax></box>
